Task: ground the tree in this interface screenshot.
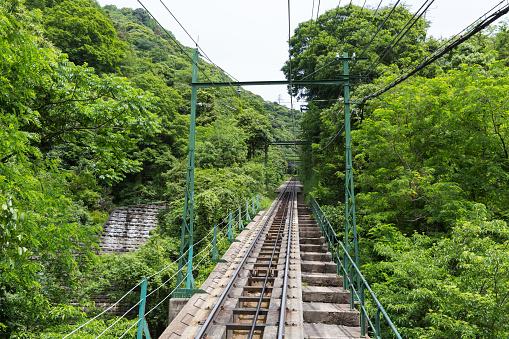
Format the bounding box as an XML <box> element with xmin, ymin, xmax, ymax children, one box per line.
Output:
<box><xmin>283</xmin><ymin>4</ymin><xmax>428</xmax><ymax>102</ymax></box>
<box><xmin>237</xmin><ymin>108</ymin><xmax>272</xmax><ymax>159</ymax></box>
<box><xmin>43</xmin><ymin>0</ymin><xmax>127</xmax><ymax>73</ymax></box>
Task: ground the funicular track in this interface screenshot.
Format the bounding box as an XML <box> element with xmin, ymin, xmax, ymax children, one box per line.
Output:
<box><xmin>195</xmin><ymin>180</ymin><xmax>297</xmax><ymax>339</ymax></box>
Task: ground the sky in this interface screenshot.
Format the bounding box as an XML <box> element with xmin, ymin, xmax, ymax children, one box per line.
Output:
<box><xmin>97</xmin><ymin>0</ymin><xmax>507</xmax><ymax>108</ymax></box>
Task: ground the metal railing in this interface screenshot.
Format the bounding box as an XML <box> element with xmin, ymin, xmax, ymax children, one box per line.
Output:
<box><xmin>309</xmin><ymin>197</ymin><xmax>402</xmax><ymax>339</ymax></box>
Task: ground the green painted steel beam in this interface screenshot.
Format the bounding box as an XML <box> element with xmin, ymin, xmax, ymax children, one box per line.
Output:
<box><xmin>342</xmin><ymin>52</ymin><xmax>360</xmax><ymax>301</ymax></box>
<box><xmin>177</xmin><ymin>48</ymin><xmax>199</xmax><ymax>293</ymax></box>
<box><xmin>191</xmin><ymin>79</ymin><xmax>348</xmax><ymax>88</ymax></box>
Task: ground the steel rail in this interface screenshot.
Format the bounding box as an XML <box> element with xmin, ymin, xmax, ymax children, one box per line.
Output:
<box><xmin>277</xmin><ymin>181</ymin><xmax>296</xmax><ymax>338</ymax></box>
<box><xmin>194</xmin><ymin>181</ymin><xmax>292</xmax><ymax>338</ymax></box>
<box><xmin>248</xmin><ymin>181</ymin><xmax>295</xmax><ymax>338</ymax></box>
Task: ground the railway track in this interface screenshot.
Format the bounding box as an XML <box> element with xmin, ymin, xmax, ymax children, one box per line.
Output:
<box><xmin>195</xmin><ymin>180</ymin><xmax>297</xmax><ymax>339</ymax></box>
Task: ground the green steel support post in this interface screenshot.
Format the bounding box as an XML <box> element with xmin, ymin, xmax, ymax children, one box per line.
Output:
<box><xmin>245</xmin><ymin>200</ymin><xmax>251</xmax><ymax>222</ymax></box>
<box><xmin>136</xmin><ymin>278</ymin><xmax>150</xmax><ymax>339</ymax></box>
<box><xmin>238</xmin><ymin>205</ymin><xmax>244</xmax><ymax>231</ymax></box>
<box><xmin>176</xmin><ymin>48</ymin><xmax>199</xmax><ymax>296</ymax></box>
<box><xmin>212</xmin><ymin>224</ymin><xmax>218</xmax><ymax>262</ymax></box>
<box><xmin>251</xmin><ymin>196</ymin><xmax>256</xmax><ymax>216</ymax></box>
<box><xmin>227</xmin><ymin>211</ymin><xmax>233</xmax><ymax>242</ymax></box>
<box><xmin>264</xmin><ymin>145</ymin><xmax>269</xmax><ymax>192</ymax></box>
<box><xmin>342</xmin><ymin>52</ymin><xmax>360</xmax><ymax>291</ymax></box>
<box><xmin>375</xmin><ymin>308</ymin><xmax>381</xmax><ymax>338</ymax></box>
<box><xmin>360</xmin><ymin>283</ymin><xmax>366</xmax><ymax>336</ymax></box>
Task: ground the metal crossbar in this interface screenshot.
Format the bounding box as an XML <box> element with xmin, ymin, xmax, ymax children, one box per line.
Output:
<box><xmin>309</xmin><ymin>197</ymin><xmax>402</xmax><ymax>339</ymax></box>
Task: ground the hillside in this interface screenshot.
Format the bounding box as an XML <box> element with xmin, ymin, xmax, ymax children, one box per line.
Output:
<box><xmin>0</xmin><ymin>1</ymin><xmax>297</xmax><ymax>337</ymax></box>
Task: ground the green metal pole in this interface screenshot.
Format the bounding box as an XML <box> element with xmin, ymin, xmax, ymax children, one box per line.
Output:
<box><xmin>251</xmin><ymin>196</ymin><xmax>256</xmax><ymax>216</ymax></box>
<box><xmin>177</xmin><ymin>48</ymin><xmax>199</xmax><ymax>293</ymax></box>
<box><xmin>227</xmin><ymin>211</ymin><xmax>233</xmax><ymax>242</ymax></box>
<box><xmin>238</xmin><ymin>205</ymin><xmax>244</xmax><ymax>231</ymax></box>
<box><xmin>264</xmin><ymin>145</ymin><xmax>269</xmax><ymax>192</ymax></box>
<box><xmin>137</xmin><ymin>278</ymin><xmax>149</xmax><ymax>339</ymax></box>
<box><xmin>245</xmin><ymin>200</ymin><xmax>251</xmax><ymax>222</ymax></box>
<box><xmin>212</xmin><ymin>223</ymin><xmax>218</xmax><ymax>262</ymax></box>
<box><xmin>342</xmin><ymin>51</ymin><xmax>359</xmax><ymax>290</ymax></box>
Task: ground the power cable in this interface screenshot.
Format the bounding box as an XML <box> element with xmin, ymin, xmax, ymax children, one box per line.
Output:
<box><xmin>364</xmin><ymin>0</ymin><xmax>435</xmax><ymax>76</ymax></box>
<box><xmin>299</xmin><ymin>4</ymin><xmax>357</xmax><ymax>82</ymax></box>
<box><xmin>137</xmin><ymin>0</ymin><xmax>214</xmax><ymax>84</ymax></box>
<box><xmin>156</xmin><ymin>0</ymin><xmax>239</xmax><ymax>98</ymax></box>
<box><xmin>301</xmin><ymin>0</ymin><xmax>400</xmax><ymax>82</ymax></box>
<box><xmin>323</xmin><ymin>125</ymin><xmax>345</xmax><ymax>150</ymax></box>
<box><xmin>359</xmin><ymin>0</ymin><xmax>509</xmax><ymax>105</ymax></box>
<box><xmin>356</xmin><ymin>0</ymin><xmax>402</xmax><ymax>60</ymax></box>
<box><xmin>158</xmin><ymin>0</ymin><xmax>239</xmax><ymax>84</ymax></box>
<box><xmin>372</xmin><ymin>0</ymin><xmax>384</xmax><ymax>18</ymax></box>
<box><xmin>361</xmin><ymin>0</ymin><xmax>367</xmax><ymax>11</ymax></box>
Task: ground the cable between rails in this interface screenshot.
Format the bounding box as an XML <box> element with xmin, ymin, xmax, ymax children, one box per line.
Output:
<box><xmin>194</xmin><ymin>182</ymin><xmax>291</xmax><ymax>338</ymax></box>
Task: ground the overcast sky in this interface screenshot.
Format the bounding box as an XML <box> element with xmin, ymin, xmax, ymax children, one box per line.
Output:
<box><xmin>97</xmin><ymin>0</ymin><xmax>507</xmax><ymax>108</ymax></box>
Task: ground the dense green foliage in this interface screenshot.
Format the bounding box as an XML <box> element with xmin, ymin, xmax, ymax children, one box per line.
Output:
<box><xmin>283</xmin><ymin>4</ymin><xmax>428</xmax><ymax>101</ymax></box>
<box><xmin>0</xmin><ymin>1</ymin><xmax>296</xmax><ymax>337</ymax></box>
<box><xmin>294</xmin><ymin>3</ymin><xmax>509</xmax><ymax>338</ymax></box>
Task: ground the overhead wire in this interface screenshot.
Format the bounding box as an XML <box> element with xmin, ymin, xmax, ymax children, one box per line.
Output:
<box><xmin>364</xmin><ymin>0</ymin><xmax>435</xmax><ymax>76</ymax></box>
<box><xmin>158</xmin><ymin>0</ymin><xmax>239</xmax><ymax>83</ymax></box>
<box><xmin>371</xmin><ymin>0</ymin><xmax>384</xmax><ymax>18</ymax></box>
<box><xmin>355</xmin><ymin>0</ymin><xmax>402</xmax><ymax>60</ymax></box>
<box><xmin>361</xmin><ymin>0</ymin><xmax>368</xmax><ymax>11</ymax></box>
<box><xmin>300</xmin><ymin>0</ymin><xmax>400</xmax><ymax>82</ymax></box>
<box><xmin>359</xmin><ymin>0</ymin><xmax>509</xmax><ymax>105</ymax></box>
<box><xmin>137</xmin><ymin>0</ymin><xmax>214</xmax><ymax>84</ymax></box>
<box><xmin>156</xmin><ymin>0</ymin><xmax>239</xmax><ymax>98</ymax></box>
<box><xmin>288</xmin><ymin>0</ymin><xmax>296</xmax><ymax>136</ymax></box>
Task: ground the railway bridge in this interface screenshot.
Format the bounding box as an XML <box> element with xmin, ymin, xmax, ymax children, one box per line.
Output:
<box><xmin>159</xmin><ymin>180</ymin><xmax>399</xmax><ymax>339</ymax></box>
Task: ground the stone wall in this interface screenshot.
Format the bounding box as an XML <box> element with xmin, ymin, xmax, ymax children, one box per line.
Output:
<box><xmin>99</xmin><ymin>204</ymin><xmax>166</xmax><ymax>254</ymax></box>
